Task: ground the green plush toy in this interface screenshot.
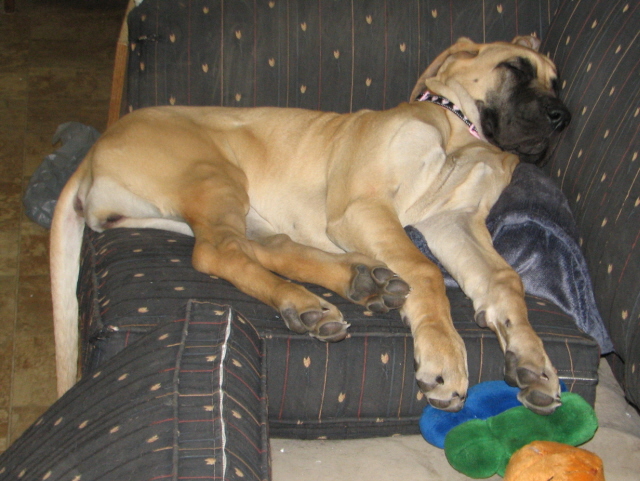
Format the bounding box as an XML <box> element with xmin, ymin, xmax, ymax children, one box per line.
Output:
<box><xmin>444</xmin><ymin>392</ymin><xmax>598</xmax><ymax>478</ymax></box>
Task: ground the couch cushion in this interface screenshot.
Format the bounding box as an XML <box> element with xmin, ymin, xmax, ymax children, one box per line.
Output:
<box><xmin>0</xmin><ymin>301</ymin><xmax>269</xmax><ymax>481</ymax></box>
<box><xmin>78</xmin><ymin>227</ymin><xmax>600</xmax><ymax>439</ymax></box>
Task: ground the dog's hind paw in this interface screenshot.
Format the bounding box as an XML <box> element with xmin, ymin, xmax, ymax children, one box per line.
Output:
<box><xmin>348</xmin><ymin>264</ymin><xmax>410</xmax><ymax>312</ymax></box>
<box><xmin>281</xmin><ymin>302</ymin><xmax>350</xmax><ymax>342</ymax></box>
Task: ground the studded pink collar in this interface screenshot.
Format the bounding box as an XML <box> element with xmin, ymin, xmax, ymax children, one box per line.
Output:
<box><xmin>415</xmin><ymin>90</ymin><xmax>481</xmax><ymax>139</ymax></box>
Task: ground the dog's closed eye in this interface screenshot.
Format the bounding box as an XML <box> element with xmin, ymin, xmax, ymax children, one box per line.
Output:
<box><xmin>499</xmin><ymin>57</ymin><xmax>536</xmax><ymax>83</ymax></box>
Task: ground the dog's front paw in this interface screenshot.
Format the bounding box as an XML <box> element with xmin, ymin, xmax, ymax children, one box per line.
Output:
<box><xmin>504</xmin><ymin>350</ymin><xmax>562</xmax><ymax>415</ymax></box>
<box><xmin>414</xmin><ymin>325</ymin><xmax>469</xmax><ymax>412</ymax></box>
<box><xmin>473</xmin><ymin>293</ymin><xmax>562</xmax><ymax>415</ymax></box>
<box><xmin>348</xmin><ymin>264</ymin><xmax>410</xmax><ymax>312</ymax></box>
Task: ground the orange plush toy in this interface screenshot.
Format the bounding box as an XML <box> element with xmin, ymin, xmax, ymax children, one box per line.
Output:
<box><xmin>504</xmin><ymin>441</ymin><xmax>605</xmax><ymax>481</ymax></box>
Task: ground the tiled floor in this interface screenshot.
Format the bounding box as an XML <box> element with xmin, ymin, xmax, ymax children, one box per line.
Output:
<box><xmin>0</xmin><ymin>0</ymin><xmax>128</xmax><ymax>453</ymax></box>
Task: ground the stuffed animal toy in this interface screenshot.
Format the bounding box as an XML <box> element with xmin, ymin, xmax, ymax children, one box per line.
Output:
<box><xmin>444</xmin><ymin>392</ymin><xmax>598</xmax><ymax>477</ymax></box>
<box><xmin>504</xmin><ymin>441</ymin><xmax>605</xmax><ymax>481</ymax></box>
<box><xmin>420</xmin><ymin>380</ymin><xmax>533</xmax><ymax>449</ymax></box>
<box><xmin>420</xmin><ymin>381</ymin><xmax>599</xmax><ymax>478</ymax></box>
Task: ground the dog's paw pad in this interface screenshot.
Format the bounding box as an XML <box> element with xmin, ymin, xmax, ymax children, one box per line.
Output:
<box><xmin>417</xmin><ymin>378</ymin><xmax>466</xmax><ymax>412</ymax></box>
<box><xmin>416</xmin><ymin>369</ymin><xmax>467</xmax><ymax>412</ymax></box>
<box><xmin>281</xmin><ymin>307</ymin><xmax>311</xmax><ymax>334</ymax></box>
<box><xmin>349</xmin><ymin>264</ymin><xmax>410</xmax><ymax>312</ymax></box>
<box><xmin>504</xmin><ymin>351</ymin><xmax>561</xmax><ymax>415</ymax></box>
<box><xmin>299</xmin><ymin>309</ymin><xmax>325</xmax><ymax>328</ymax></box>
<box><xmin>314</xmin><ymin>320</ymin><xmax>350</xmax><ymax>342</ymax></box>
<box><xmin>517</xmin><ymin>386</ymin><xmax>562</xmax><ymax>415</ymax></box>
<box><xmin>474</xmin><ymin>310</ymin><xmax>488</xmax><ymax>328</ymax></box>
<box><xmin>281</xmin><ymin>303</ymin><xmax>349</xmax><ymax>342</ymax></box>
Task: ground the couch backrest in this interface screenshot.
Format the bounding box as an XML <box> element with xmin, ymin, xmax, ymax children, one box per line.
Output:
<box><xmin>126</xmin><ymin>0</ymin><xmax>561</xmax><ymax>113</ymax></box>
<box><xmin>540</xmin><ymin>0</ymin><xmax>639</xmax><ymax>400</ymax></box>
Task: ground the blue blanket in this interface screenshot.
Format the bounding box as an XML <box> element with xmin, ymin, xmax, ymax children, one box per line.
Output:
<box><xmin>406</xmin><ymin>163</ymin><xmax>613</xmax><ymax>353</ymax></box>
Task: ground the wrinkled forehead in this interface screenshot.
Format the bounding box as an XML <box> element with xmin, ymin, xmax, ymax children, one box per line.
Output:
<box><xmin>481</xmin><ymin>42</ymin><xmax>559</xmax><ymax>88</ymax></box>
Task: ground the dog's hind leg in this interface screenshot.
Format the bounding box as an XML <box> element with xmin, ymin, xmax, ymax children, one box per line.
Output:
<box><xmin>250</xmin><ymin>234</ymin><xmax>410</xmax><ymax>313</ymax></box>
<box><xmin>414</xmin><ymin>210</ymin><xmax>562</xmax><ymax>415</ymax></box>
<box><xmin>179</xmin><ymin>166</ymin><xmax>350</xmax><ymax>342</ymax></box>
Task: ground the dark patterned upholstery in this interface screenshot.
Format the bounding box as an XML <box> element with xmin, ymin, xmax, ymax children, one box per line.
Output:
<box><xmin>125</xmin><ymin>0</ymin><xmax>562</xmax><ymax>113</ymax></box>
<box><xmin>539</xmin><ymin>0</ymin><xmax>639</xmax><ymax>407</ymax></box>
<box><xmin>77</xmin><ymin>227</ymin><xmax>599</xmax><ymax>438</ymax></box>
<box><xmin>0</xmin><ymin>301</ymin><xmax>269</xmax><ymax>481</ymax></box>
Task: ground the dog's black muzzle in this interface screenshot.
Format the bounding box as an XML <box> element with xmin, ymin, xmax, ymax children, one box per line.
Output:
<box><xmin>546</xmin><ymin>97</ymin><xmax>571</xmax><ymax>132</ymax></box>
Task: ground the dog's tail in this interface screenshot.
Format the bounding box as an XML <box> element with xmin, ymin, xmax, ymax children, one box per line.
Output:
<box><xmin>50</xmin><ymin>159</ymin><xmax>89</xmax><ymax>397</ymax></box>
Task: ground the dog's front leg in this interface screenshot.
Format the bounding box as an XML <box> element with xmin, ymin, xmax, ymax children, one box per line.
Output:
<box><xmin>414</xmin><ymin>211</ymin><xmax>562</xmax><ymax>415</ymax></box>
<box><xmin>328</xmin><ymin>201</ymin><xmax>469</xmax><ymax>412</ymax></box>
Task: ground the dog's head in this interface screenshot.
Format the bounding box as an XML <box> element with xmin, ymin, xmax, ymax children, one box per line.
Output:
<box><xmin>411</xmin><ymin>36</ymin><xmax>571</xmax><ymax>165</ymax></box>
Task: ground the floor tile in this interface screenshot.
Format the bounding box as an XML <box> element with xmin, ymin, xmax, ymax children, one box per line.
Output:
<box><xmin>9</xmin><ymin>405</ymin><xmax>50</xmax><ymax>443</ymax></box>
<box><xmin>0</xmin><ymin>72</ymin><xmax>28</xmax><ymax>99</ymax></box>
<box><xmin>16</xmin><ymin>275</ymin><xmax>52</xmax><ymax>335</ymax></box>
<box><xmin>28</xmin><ymin>67</ymin><xmax>113</xmax><ymax>101</ymax></box>
<box><xmin>0</xmin><ymin>181</ymin><xmax>22</xmax><ymax>229</ymax></box>
<box><xmin>0</xmin><ymin>45</ymin><xmax>29</xmax><ymax>74</ymax></box>
<box><xmin>27</xmin><ymin>98</ymin><xmax>110</xmax><ymax>136</ymax></box>
<box><xmin>19</xmin><ymin>221</ymin><xmax>50</xmax><ymax>278</ymax></box>
<box><xmin>0</xmin><ymin>334</ymin><xmax>13</xmax><ymax>407</ymax></box>
<box><xmin>0</xmin><ymin>408</ymin><xmax>8</xmax><ymax>453</ymax></box>
<box><xmin>0</xmin><ymin>180</ymin><xmax>22</xmax><ymax>279</ymax></box>
<box><xmin>0</xmin><ymin>231</ymin><xmax>20</xmax><ymax>277</ymax></box>
<box><xmin>0</xmin><ymin>275</ymin><xmax>17</xmax><ymax>339</ymax></box>
<box><xmin>0</xmin><ymin>13</ymin><xmax>29</xmax><ymax>73</ymax></box>
<box><xmin>0</xmin><ymin>97</ymin><xmax>27</xmax><ymax>130</ymax></box>
<box><xmin>28</xmin><ymin>7</ymin><xmax>123</xmax><ymax>39</ymax></box>
<box><xmin>22</xmin><ymin>130</ymin><xmax>54</xmax><ymax>178</ymax></box>
<box><xmin>28</xmin><ymin>36</ymin><xmax>117</xmax><ymax>70</ymax></box>
<box><xmin>28</xmin><ymin>13</ymin><xmax>123</xmax><ymax>70</ymax></box>
<box><xmin>0</xmin><ymin>276</ymin><xmax>16</xmax><ymax>410</ymax></box>
<box><xmin>11</xmin><ymin>331</ymin><xmax>56</xmax><ymax>408</ymax></box>
<box><xmin>0</xmin><ymin>129</ymin><xmax>24</xmax><ymax>183</ymax></box>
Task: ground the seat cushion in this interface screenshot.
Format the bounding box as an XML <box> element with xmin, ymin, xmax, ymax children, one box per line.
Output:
<box><xmin>78</xmin><ymin>227</ymin><xmax>600</xmax><ymax>439</ymax></box>
<box><xmin>0</xmin><ymin>301</ymin><xmax>269</xmax><ymax>481</ymax></box>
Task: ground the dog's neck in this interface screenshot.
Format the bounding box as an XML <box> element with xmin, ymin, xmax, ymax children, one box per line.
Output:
<box><xmin>415</xmin><ymin>90</ymin><xmax>481</xmax><ymax>139</ymax></box>
<box><xmin>418</xmin><ymin>79</ymin><xmax>485</xmax><ymax>142</ymax></box>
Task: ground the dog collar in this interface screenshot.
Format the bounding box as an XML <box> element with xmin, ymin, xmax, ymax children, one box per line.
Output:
<box><xmin>415</xmin><ymin>90</ymin><xmax>481</xmax><ymax>139</ymax></box>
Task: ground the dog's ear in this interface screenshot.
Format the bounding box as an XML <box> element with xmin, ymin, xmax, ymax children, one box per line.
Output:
<box><xmin>410</xmin><ymin>37</ymin><xmax>480</xmax><ymax>101</ymax></box>
<box><xmin>511</xmin><ymin>34</ymin><xmax>541</xmax><ymax>52</ymax></box>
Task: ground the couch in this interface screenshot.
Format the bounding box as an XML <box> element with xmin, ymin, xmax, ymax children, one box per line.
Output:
<box><xmin>1</xmin><ymin>0</ymin><xmax>638</xmax><ymax>480</ymax></box>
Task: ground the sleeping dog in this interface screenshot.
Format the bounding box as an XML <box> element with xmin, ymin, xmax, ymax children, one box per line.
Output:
<box><xmin>51</xmin><ymin>35</ymin><xmax>570</xmax><ymax>414</ymax></box>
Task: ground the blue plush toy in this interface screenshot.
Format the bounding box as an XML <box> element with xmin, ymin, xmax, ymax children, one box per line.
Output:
<box><xmin>420</xmin><ymin>380</ymin><xmax>537</xmax><ymax>448</ymax></box>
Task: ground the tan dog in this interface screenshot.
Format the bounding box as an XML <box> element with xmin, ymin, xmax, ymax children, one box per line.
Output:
<box><xmin>51</xmin><ymin>36</ymin><xmax>571</xmax><ymax>414</ymax></box>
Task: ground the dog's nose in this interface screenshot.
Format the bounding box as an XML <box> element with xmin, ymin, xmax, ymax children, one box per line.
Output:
<box><xmin>547</xmin><ymin>105</ymin><xmax>571</xmax><ymax>132</ymax></box>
